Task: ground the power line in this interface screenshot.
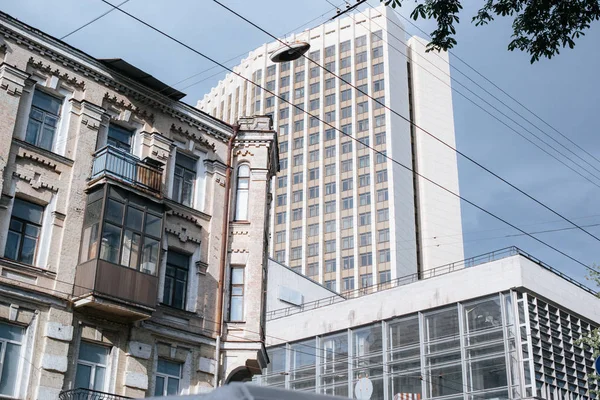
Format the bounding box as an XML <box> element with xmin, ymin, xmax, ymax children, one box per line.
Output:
<box><xmin>204</xmin><ymin>0</ymin><xmax>600</xmax><ymax>268</ymax></box>
<box><xmin>60</xmin><ymin>0</ymin><xmax>131</xmax><ymax>40</ymax></box>
<box><xmin>387</xmin><ymin>5</ymin><xmax>600</xmax><ymax>171</ymax></box>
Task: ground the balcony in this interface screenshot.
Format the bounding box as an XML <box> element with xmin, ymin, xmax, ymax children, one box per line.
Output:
<box><xmin>59</xmin><ymin>389</ymin><xmax>131</xmax><ymax>400</ymax></box>
<box><xmin>73</xmin><ymin>259</ymin><xmax>158</xmax><ymax>321</ymax></box>
<box><xmin>91</xmin><ymin>146</ymin><xmax>163</xmax><ymax>195</ymax></box>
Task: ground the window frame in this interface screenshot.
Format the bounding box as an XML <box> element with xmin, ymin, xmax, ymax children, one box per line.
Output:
<box><xmin>229</xmin><ymin>266</ymin><xmax>245</xmax><ymax>322</ymax></box>
<box><xmin>172</xmin><ymin>151</ymin><xmax>197</xmax><ymax>208</ymax></box>
<box><xmin>6</xmin><ymin>198</ymin><xmax>44</xmax><ymax>266</ymax></box>
<box><xmin>162</xmin><ymin>250</ymin><xmax>190</xmax><ymax>310</ymax></box>
<box><xmin>234</xmin><ymin>165</ymin><xmax>250</xmax><ymax>221</ymax></box>
<box><xmin>25</xmin><ymin>89</ymin><xmax>63</xmax><ymax>151</ymax></box>
<box><xmin>154</xmin><ymin>358</ymin><xmax>182</xmax><ymax>396</ymax></box>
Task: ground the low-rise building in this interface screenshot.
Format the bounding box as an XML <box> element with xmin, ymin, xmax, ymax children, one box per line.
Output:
<box><xmin>260</xmin><ymin>247</ymin><xmax>600</xmax><ymax>400</ymax></box>
<box><xmin>0</xmin><ymin>11</ymin><xmax>277</xmax><ymax>399</ymax></box>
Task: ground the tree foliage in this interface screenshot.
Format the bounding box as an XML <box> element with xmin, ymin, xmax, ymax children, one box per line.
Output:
<box><xmin>575</xmin><ymin>264</ymin><xmax>600</xmax><ymax>395</ymax></box>
<box><xmin>381</xmin><ymin>0</ymin><xmax>600</xmax><ymax>63</ymax></box>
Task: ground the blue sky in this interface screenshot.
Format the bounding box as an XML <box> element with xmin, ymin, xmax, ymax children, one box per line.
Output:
<box><xmin>2</xmin><ymin>0</ymin><xmax>598</xmax><ymax>287</ymax></box>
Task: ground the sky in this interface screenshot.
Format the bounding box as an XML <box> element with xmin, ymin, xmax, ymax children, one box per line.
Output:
<box><xmin>1</xmin><ymin>0</ymin><xmax>599</xmax><ymax>288</ymax></box>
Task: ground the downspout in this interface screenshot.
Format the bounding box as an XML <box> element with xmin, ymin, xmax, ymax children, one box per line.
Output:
<box><xmin>214</xmin><ymin>123</ymin><xmax>239</xmax><ymax>388</ymax></box>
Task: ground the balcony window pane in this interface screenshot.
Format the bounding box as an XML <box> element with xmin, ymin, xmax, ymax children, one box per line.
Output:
<box><xmin>425</xmin><ymin>307</ymin><xmax>459</xmax><ymax>341</ymax></box>
<box><xmin>105</xmin><ymin>199</ymin><xmax>124</xmax><ymax>224</ymax></box>
<box><xmin>126</xmin><ymin>206</ymin><xmax>144</xmax><ymax>231</ymax></box>
<box><xmin>141</xmin><ymin>238</ymin><xmax>159</xmax><ymax>274</ymax></box>
<box><xmin>145</xmin><ymin>213</ymin><xmax>162</xmax><ymax>237</ymax></box>
<box><xmin>120</xmin><ymin>230</ymin><xmax>141</xmax><ymax>268</ymax></box>
<box><xmin>100</xmin><ymin>222</ymin><xmax>121</xmax><ymax>264</ymax></box>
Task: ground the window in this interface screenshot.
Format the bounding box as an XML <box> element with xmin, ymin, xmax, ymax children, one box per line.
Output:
<box><xmin>325</xmin><ymin>45</ymin><xmax>335</xmax><ymax>57</ymax></box>
<box><xmin>373</xmin><ymin>62</ymin><xmax>384</xmax><ymax>75</ymax></box>
<box><xmin>359</xmin><ymin>212</ymin><xmax>371</xmax><ymax>226</ymax></box>
<box><xmin>325</xmin><ymin>201</ymin><xmax>336</xmax><ymax>214</ymax></box>
<box><xmin>293</xmin><ymin>172</ymin><xmax>303</xmax><ymax>184</ymax></box>
<box><xmin>325</xmin><ymin>182</ymin><xmax>336</xmax><ymax>195</ymax></box>
<box><xmin>267</xmin><ymin>65</ymin><xmax>276</xmax><ymax>76</ymax></box>
<box><xmin>356</xmin><ymin>83</ymin><xmax>368</xmax><ymax>97</ymax></box>
<box><xmin>309</xmin><ymin>150</ymin><xmax>319</xmax><ymax>162</ymax></box>
<box><xmin>341</xmin><ymin>106</ymin><xmax>352</xmax><ymax>119</ymax></box>
<box><xmin>374</xmin><ymin>96</ymin><xmax>385</xmax><ymax>110</ymax></box>
<box><xmin>377</xmin><ymin>189</ymin><xmax>388</xmax><ymax>202</ymax></box>
<box><xmin>340</xmin><ymin>40</ymin><xmax>351</xmax><ymax>52</ymax></box>
<box><xmin>341</xmin><ymin>72</ymin><xmax>352</xmax><ymax>85</ymax></box>
<box><xmin>325</xmin><ymin>146</ymin><xmax>336</xmax><ymax>158</ymax></box>
<box><xmin>265</xmin><ymin>96</ymin><xmax>275</xmax><ymax>108</ymax></box>
<box><xmin>308</xmin><ymin>168</ymin><xmax>319</xmax><ymax>180</ymax></box>
<box><xmin>325</xmin><ymin>94</ymin><xmax>336</xmax><ymax>106</ymax></box>
<box><xmin>356</xmin><ymin>51</ymin><xmax>367</xmax><ymax>63</ymax></box>
<box><xmin>26</xmin><ymin>90</ymin><xmax>62</xmax><ymax>151</ymax></box>
<box><xmin>107</xmin><ymin>124</ymin><xmax>134</xmax><ymax>153</ymax></box>
<box><xmin>295</xmin><ymin>71</ymin><xmax>305</xmax><ymax>82</ymax></box>
<box><xmin>154</xmin><ymin>359</ymin><xmax>182</xmax><ymax>396</ymax></box>
<box><xmin>293</xmin><ymin>190</ymin><xmax>303</xmax><ymax>203</ymax></box>
<box><xmin>361</xmin><ymin>273</ymin><xmax>373</xmax><ymax>288</ymax></box>
<box><xmin>279</xmin><ymin>158</ymin><xmax>288</xmax><ymax>170</ymax></box>
<box><xmin>372</xmin><ymin>30</ymin><xmax>383</xmax><ymax>42</ymax></box>
<box><xmin>342</xmin><ymin>179</ymin><xmax>353</xmax><ymax>192</ymax></box>
<box><xmin>293</xmin><ymin>154</ymin><xmax>303</xmax><ymax>167</ymax></box>
<box><xmin>324</xmin><ymin>61</ymin><xmax>335</xmax><ymax>71</ymax></box>
<box><xmin>357</xmin><ymin>136</ymin><xmax>369</xmax><ymax>149</ymax></box>
<box><xmin>325</xmin><ymin>220</ymin><xmax>336</xmax><ymax>232</ymax></box>
<box><xmin>377</xmin><ymin>208</ymin><xmax>389</xmax><ymax>222</ymax></box>
<box><xmin>359</xmin><ymin>192</ymin><xmax>371</xmax><ymax>206</ymax></box>
<box><xmin>341</xmin><ymin>196</ymin><xmax>353</xmax><ymax>210</ymax></box>
<box><xmin>266</xmin><ymin>80</ymin><xmax>275</xmax><ymax>91</ymax></box>
<box><xmin>292</xmin><ymin>208</ymin><xmax>303</xmax><ymax>221</ymax></box>
<box><xmin>359</xmin><ymin>232</ymin><xmax>371</xmax><ymax>246</ymax></box>
<box><xmin>373</xmin><ymin>79</ymin><xmax>385</xmax><ymax>92</ymax></box>
<box><xmin>309</xmin><ymin>133</ymin><xmax>319</xmax><ymax>145</ymax></box>
<box><xmin>280</xmin><ymin>108</ymin><xmax>289</xmax><ymax>119</ymax></box>
<box><xmin>309</xmin><ymin>99</ymin><xmax>320</xmax><ymax>111</ymax></box>
<box><xmin>280</xmin><ymin>91</ymin><xmax>289</xmax><ymax>101</ymax></box>
<box><xmin>357</xmin><ymin>119</ymin><xmax>369</xmax><ymax>132</ymax></box>
<box><xmin>291</xmin><ymin>227</ymin><xmax>303</xmax><ymax>241</ymax></box>
<box><xmin>293</xmin><ymin>120</ymin><xmax>304</xmax><ymax>132</ymax></box>
<box><xmin>325</xmin><ymin>129</ymin><xmax>335</xmax><ymax>141</ymax></box>
<box><xmin>172</xmin><ymin>152</ymin><xmax>196</xmax><ymax>207</ymax></box>
<box><xmin>360</xmin><ymin>252</ymin><xmax>373</xmax><ymax>266</ymax></box>
<box><xmin>6</xmin><ymin>198</ymin><xmax>44</xmax><ymax>265</ymax></box>
<box><xmin>308</xmin><ymin>186</ymin><xmax>319</xmax><ymax>199</ymax></box>
<box><xmin>308</xmin><ymin>224</ymin><xmax>319</xmax><ymax>237</ymax></box>
<box><xmin>309</xmin><ymin>117</ymin><xmax>319</xmax><ymax>128</ymax></box>
<box><xmin>340</xmin><ymin>56</ymin><xmax>351</xmax><ymax>68</ymax></box>
<box><xmin>308</xmin><ymin>263</ymin><xmax>318</xmax><ymax>276</ymax></box>
<box><xmin>376</xmin><ymin>151</ymin><xmax>387</xmax><ymax>164</ymax></box>
<box><xmin>325</xmin><ymin>110</ymin><xmax>336</xmax><ymax>123</ymax></box>
<box><xmin>325</xmin><ymin>240</ymin><xmax>336</xmax><ymax>253</ymax></box>
<box><xmin>280</xmin><ymin>124</ymin><xmax>289</xmax><ymax>135</ymax></box>
<box><xmin>342</xmin><ymin>236</ymin><xmax>354</xmax><ymax>250</ymax></box>
<box><xmin>355</xmin><ymin>35</ymin><xmax>366</xmax><ymax>47</ymax></box>
<box><xmin>376</xmin><ymin>169</ymin><xmax>388</xmax><ymax>183</ymax></box>
<box><xmin>275</xmin><ymin>250</ymin><xmax>285</xmax><ymax>262</ymax></box>
<box><xmin>229</xmin><ymin>267</ymin><xmax>245</xmax><ymax>321</ymax></box>
<box><xmin>310</xmin><ymin>67</ymin><xmax>319</xmax><ymax>79</ymax></box>
<box><xmin>294</xmin><ymin>87</ymin><xmax>305</xmax><ymax>99</ymax></box>
<box><xmin>374</xmin><ymin>114</ymin><xmax>386</xmax><ymax>128</ymax></box>
<box><xmin>375</xmin><ymin>132</ymin><xmax>386</xmax><ymax>145</ymax></box>
<box><xmin>325</xmin><ymin>78</ymin><xmax>335</xmax><ymax>90</ymax></box>
<box><xmin>372</xmin><ymin>46</ymin><xmax>383</xmax><ymax>58</ymax></box>
<box><xmin>357</xmin><ymin>67</ymin><xmax>368</xmax><ymax>81</ymax></box>
<box><xmin>325</xmin><ymin>259</ymin><xmax>336</xmax><ymax>273</ymax></box>
<box><xmin>235</xmin><ymin>165</ymin><xmax>250</xmax><ymax>220</ymax></box>
<box><xmin>378</xmin><ymin>228</ymin><xmax>390</xmax><ymax>243</ymax></box>
<box><xmin>254</xmin><ymin>100</ymin><xmax>261</xmax><ymax>112</ymax></box>
<box><xmin>325</xmin><ymin>163</ymin><xmax>336</xmax><ymax>176</ymax></box>
<box><xmin>359</xmin><ymin>174</ymin><xmax>370</xmax><ymax>187</ymax></box>
<box><xmin>277</xmin><ymin>176</ymin><xmax>287</xmax><ymax>188</ymax></box>
<box><xmin>309</xmin><ymin>50</ymin><xmax>320</xmax><ymax>60</ymax></box>
<box><xmin>279</xmin><ymin>141</ymin><xmax>288</xmax><ymax>154</ymax></box>
<box><xmin>280</xmin><ymin>75</ymin><xmax>290</xmax><ymax>87</ymax></box>
<box><xmin>293</xmin><ymin>137</ymin><xmax>304</xmax><ymax>150</ymax></box>
<box><xmin>75</xmin><ymin>341</ymin><xmax>109</xmax><ymax>391</ymax></box>
<box><xmin>276</xmin><ymin>211</ymin><xmax>286</xmax><ymax>225</ymax></box>
<box><xmin>0</xmin><ymin>322</ymin><xmax>24</xmax><ymax>397</ymax></box>
<box><xmin>308</xmin><ymin>204</ymin><xmax>319</xmax><ymax>217</ymax></box>
<box><xmin>325</xmin><ymin>280</ymin><xmax>336</xmax><ymax>291</ymax></box>
<box><xmin>341</xmin><ymin>216</ymin><xmax>353</xmax><ymax>230</ymax></box>
<box><xmin>379</xmin><ymin>250</ymin><xmax>391</xmax><ymax>264</ymax></box>
<box><xmin>343</xmin><ymin>277</ymin><xmax>354</xmax><ymax>291</ymax></box>
<box><xmin>275</xmin><ymin>231</ymin><xmax>286</xmax><ymax>244</ymax></box>
<box><xmin>308</xmin><ymin>243</ymin><xmax>319</xmax><ymax>257</ymax></box>
<box><xmin>342</xmin><ymin>256</ymin><xmax>354</xmax><ymax>270</ymax></box>
<box><xmin>163</xmin><ymin>250</ymin><xmax>189</xmax><ymax>309</ymax></box>
<box><xmin>341</xmin><ymin>160</ymin><xmax>352</xmax><ymax>173</ymax></box>
<box><xmin>357</xmin><ymin>101</ymin><xmax>368</xmax><ymax>114</ymax></box>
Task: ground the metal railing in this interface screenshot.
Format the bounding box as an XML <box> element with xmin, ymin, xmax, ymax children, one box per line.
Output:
<box><xmin>266</xmin><ymin>246</ymin><xmax>597</xmax><ymax>321</ymax></box>
<box><xmin>59</xmin><ymin>388</ymin><xmax>132</xmax><ymax>400</ymax></box>
<box><xmin>91</xmin><ymin>145</ymin><xmax>162</xmax><ymax>193</ymax></box>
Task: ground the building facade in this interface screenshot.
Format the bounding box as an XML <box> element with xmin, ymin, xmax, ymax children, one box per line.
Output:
<box><xmin>0</xmin><ymin>11</ymin><xmax>278</xmax><ymax>399</ymax></box>
<box><xmin>259</xmin><ymin>248</ymin><xmax>600</xmax><ymax>400</ymax></box>
<box><xmin>197</xmin><ymin>6</ymin><xmax>464</xmax><ymax>294</ymax></box>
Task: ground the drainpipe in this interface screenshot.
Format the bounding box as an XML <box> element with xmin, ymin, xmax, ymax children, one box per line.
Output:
<box><xmin>214</xmin><ymin>123</ymin><xmax>239</xmax><ymax>388</ymax></box>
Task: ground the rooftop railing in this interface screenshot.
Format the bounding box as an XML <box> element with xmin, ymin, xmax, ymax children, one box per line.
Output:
<box><xmin>266</xmin><ymin>246</ymin><xmax>597</xmax><ymax>321</ymax></box>
<box><xmin>91</xmin><ymin>145</ymin><xmax>162</xmax><ymax>194</ymax></box>
<box><xmin>59</xmin><ymin>388</ymin><xmax>132</xmax><ymax>400</ymax></box>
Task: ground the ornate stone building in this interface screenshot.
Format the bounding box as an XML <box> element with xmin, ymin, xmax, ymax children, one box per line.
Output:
<box><xmin>0</xmin><ymin>11</ymin><xmax>277</xmax><ymax>399</ymax></box>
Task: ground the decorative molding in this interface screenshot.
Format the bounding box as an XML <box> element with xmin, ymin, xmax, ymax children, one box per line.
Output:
<box><xmin>195</xmin><ymin>261</ymin><xmax>208</xmax><ymax>275</ymax></box>
<box><xmin>104</xmin><ymin>93</ymin><xmax>154</xmax><ymax>123</ymax></box>
<box><xmin>171</xmin><ymin>124</ymin><xmax>216</xmax><ymax>152</ymax></box>
<box><xmin>13</xmin><ymin>170</ymin><xmax>58</xmax><ymax>192</ymax></box>
<box><xmin>231</xmin><ymin>230</ymin><xmax>249</xmax><ymax>236</ymax></box>
<box><xmin>28</xmin><ymin>57</ymin><xmax>85</xmax><ymax>89</ymax></box>
<box><xmin>234</xmin><ymin>149</ymin><xmax>254</xmax><ymax>157</ymax></box>
<box><xmin>13</xmin><ymin>138</ymin><xmax>74</xmax><ymax>167</ymax></box>
<box><xmin>0</xmin><ymin>63</ymin><xmax>29</xmax><ymax>96</ymax></box>
<box><xmin>166</xmin><ymin>209</ymin><xmax>200</xmax><ymax>225</ymax></box>
<box><xmin>230</xmin><ymin>249</ymin><xmax>249</xmax><ymax>254</ymax></box>
<box><xmin>51</xmin><ymin>211</ymin><xmax>66</xmax><ymax>227</ymax></box>
<box><xmin>17</xmin><ymin>147</ymin><xmax>63</xmax><ymax>173</ymax></box>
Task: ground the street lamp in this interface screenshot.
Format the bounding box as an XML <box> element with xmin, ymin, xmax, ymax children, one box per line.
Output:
<box><xmin>270</xmin><ymin>41</ymin><xmax>310</xmax><ymax>63</ymax></box>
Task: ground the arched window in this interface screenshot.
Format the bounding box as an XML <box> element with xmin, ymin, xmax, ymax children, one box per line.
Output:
<box><xmin>235</xmin><ymin>165</ymin><xmax>250</xmax><ymax>221</ymax></box>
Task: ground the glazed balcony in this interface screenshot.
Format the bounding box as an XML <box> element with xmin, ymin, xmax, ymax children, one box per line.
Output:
<box><xmin>91</xmin><ymin>145</ymin><xmax>163</xmax><ymax>195</ymax></box>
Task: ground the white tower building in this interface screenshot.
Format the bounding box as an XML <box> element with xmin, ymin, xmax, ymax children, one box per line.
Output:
<box><xmin>198</xmin><ymin>6</ymin><xmax>464</xmax><ymax>292</ymax></box>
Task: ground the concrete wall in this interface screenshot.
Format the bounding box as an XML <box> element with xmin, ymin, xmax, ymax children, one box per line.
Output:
<box><xmin>266</xmin><ymin>254</ymin><xmax>600</xmax><ymax>344</ymax></box>
<box><xmin>266</xmin><ymin>258</ymin><xmax>343</xmax><ymax>313</ymax></box>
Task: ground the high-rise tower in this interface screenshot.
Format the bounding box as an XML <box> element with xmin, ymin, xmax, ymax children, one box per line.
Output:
<box><xmin>198</xmin><ymin>6</ymin><xmax>464</xmax><ymax>293</ymax></box>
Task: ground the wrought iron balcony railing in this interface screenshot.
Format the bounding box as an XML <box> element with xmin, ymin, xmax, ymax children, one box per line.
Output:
<box><xmin>59</xmin><ymin>388</ymin><xmax>132</xmax><ymax>400</ymax></box>
<box><xmin>91</xmin><ymin>145</ymin><xmax>163</xmax><ymax>194</ymax></box>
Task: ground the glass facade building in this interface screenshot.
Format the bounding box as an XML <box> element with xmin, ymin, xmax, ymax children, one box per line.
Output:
<box><xmin>257</xmin><ymin>291</ymin><xmax>598</xmax><ymax>400</ymax></box>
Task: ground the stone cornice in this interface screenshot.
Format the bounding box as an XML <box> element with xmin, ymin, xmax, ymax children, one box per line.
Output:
<box><xmin>0</xmin><ymin>15</ymin><xmax>233</xmax><ymax>142</ymax></box>
<box><xmin>27</xmin><ymin>57</ymin><xmax>85</xmax><ymax>89</ymax></box>
<box><xmin>170</xmin><ymin>124</ymin><xmax>216</xmax><ymax>152</ymax></box>
<box><xmin>104</xmin><ymin>93</ymin><xmax>155</xmax><ymax>123</ymax></box>
<box><xmin>12</xmin><ymin>138</ymin><xmax>74</xmax><ymax>167</ymax></box>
